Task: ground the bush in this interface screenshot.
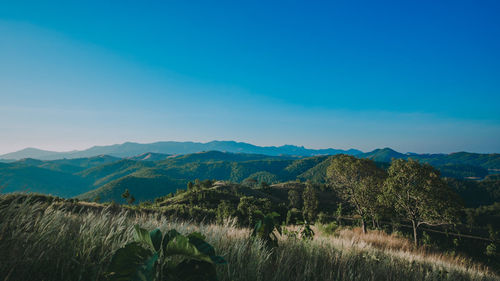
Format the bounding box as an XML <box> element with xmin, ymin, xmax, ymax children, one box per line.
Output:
<box><xmin>317</xmin><ymin>222</ymin><xmax>339</xmax><ymax>236</ymax></box>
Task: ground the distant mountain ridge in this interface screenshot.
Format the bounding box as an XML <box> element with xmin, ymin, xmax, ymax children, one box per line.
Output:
<box><xmin>0</xmin><ymin>141</ymin><xmax>362</xmax><ymax>160</ymax></box>
<box><xmin>358</xmin><ymin>148</ymin><xmax>500</xmax><ymax>170</ymax></box>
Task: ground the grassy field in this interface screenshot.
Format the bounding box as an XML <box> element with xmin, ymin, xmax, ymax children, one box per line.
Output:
<box><xmin>0</xmin><ymin>194</ymin><xmax>498</xmax><ymax>281</ymax></box>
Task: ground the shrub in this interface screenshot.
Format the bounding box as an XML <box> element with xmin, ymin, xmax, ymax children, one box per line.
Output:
<box><xmin>107</xmin><ymin>225</ymin><xmax>226</xmax><ymax>281</ymax></box>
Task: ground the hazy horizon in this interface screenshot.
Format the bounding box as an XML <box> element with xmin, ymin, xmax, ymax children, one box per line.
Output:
<box><xmin>1</xmin><ymin>1</ymin><xmax>499</xmax><ymax>155</ymax></box>
<box><xmin>1</xmin><ymin>139</ymin><xmax>499</xmax><ymax>156</ymax></box>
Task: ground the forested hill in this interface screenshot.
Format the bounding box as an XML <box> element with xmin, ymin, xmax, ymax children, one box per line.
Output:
<box><xmin>359</xmin><ymin>148</ymin><xmax>500</xmax><ymax>170</ymax></box>
<box><xmin>0</xmin><ymin>149</ymin><xmax>499</xmax><ymax>205</ymax></box>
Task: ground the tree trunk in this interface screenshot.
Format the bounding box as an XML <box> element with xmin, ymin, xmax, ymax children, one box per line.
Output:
<box><xmin>412</xmin><ymin>220</ymin><xmax>418</xmax><ymax>246</ymax></box>
<box><xmin>372</xmin><ymin>217</ymin><xmax>376</xmax><ymax>229</ymax></box>
<box><xmin>361</xmin><ymin>218</ymin><xmax>367</xmax><ymax>234</ymax></box>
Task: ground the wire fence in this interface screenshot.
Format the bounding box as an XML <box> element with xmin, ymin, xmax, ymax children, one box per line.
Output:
<box><xmin>336</xmin><ymin>216</ymin><xmax>494</xmax><ymax>242</ymax></box>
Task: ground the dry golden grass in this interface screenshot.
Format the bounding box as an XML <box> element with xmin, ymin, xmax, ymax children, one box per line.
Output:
<box><xmin>314</xmin><ymin>226</ymin><xmax>495</xmax><ymax>277</ymax></box>
<box><xmin>1</xmin><ymin>194</ymin><xmax>499</xmax><ymax>281</ymax></box>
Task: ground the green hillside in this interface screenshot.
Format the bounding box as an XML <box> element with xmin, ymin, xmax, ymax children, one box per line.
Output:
<box><xmin>358</xmin><ymin>148</ymin><xmax>406</xmax><ymax>162</ymax></box>
<box><xmin>78</xmin><ymin>174</ymin><xmax>186</xmax><ymax>202</ymax></box>
<box><xmin>412</xmin><ymin>152</ymin><xmax>500</xmax><ymax>169</ymax></box>
<box><xmin>1</xmin><ymin>150</ymin><xmax>499</xmax><ymax>205</ymax></box>
<box><xmin>76</xmin><ymin>159</ymin><xmax>154</xmax><ymax>187</ymax></box>
<box><xmin>0</xmin><ymin>164</ymin><xmax>91</xmax><ymax>197</ymax></box>
<box><xmin>359</xmin><ymin>148</ymin><xmax>500</xmax><ymax>170</ymax></box>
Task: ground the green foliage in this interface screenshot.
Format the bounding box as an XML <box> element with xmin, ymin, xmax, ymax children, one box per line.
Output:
<box><xmin>244</xmin><ymin>171</ymin><xmax>279</xmax><ymax>185</ymax></box>
<box><xmin>107</xmin><ymin>225</ymin><xmax>225</xmax><ymax>281</ymax></box>
<box><xmin>327</xmin><ymin>155</ymin><xmax>386</xmax><ymax>233</ymax></box>
<box><xmin>485</xmin><ymin>243</ymin><xmax>497</xmax><ymax>258</ymax></box>
<box><xmin>216</xmin><ymin>200</ymin><xmax>237</xmax><ymax>224</ymax></box>
<box><xmin>437</xmin><ymin>164</ymin><xmax>489</xmax><ymax>179</ymax></box>
<box><xmin>302</xmin><ymin>185</ymin><xmax>318</xmax><ymax>222</ymax></box>
<box><xmin>237</xmin><ymin>196</ymin><xmax>272</xmax><ymax>227</ymax></box>
<box><xmin>317</xmin><ymin>222</ymin><xmax>339</xmax><ymax>236</ymax></box>
<box><xmin>286</xmin><ymin>208</ymin><xmax>302</xmax><ymax>225</ymax></box>
<box><xmin>251</xmin><ymin>212</ymin><xmax>282</xmax><ymax>248</ymax></box>
<box><xmin>287</xmin><ymin>189</ymin><xmax>301</xmax><ymax>209</ymax></box>
<box><xmin>300</xmin><ymin>222</ymin><xmax>315</xmax><ymax>240</ymax></box>
<box><xmin>421</xmin><ymin>231</ymin><xmax>432</xmax><ymax>247</ymax></box>
<box><xmin>335</xmin><ymin>203</ymin><xmax>343</xmax><ymax>226</ymax></box>
<box><xmin>485</xmin><ymin>225</ymin><xmax>499</xmax><ymax>261</ymax></box>
<box><xmin>447</xmin><ymin>178</ymin><xmax>500</xmax><ymax>208</ymax></box>
<box><xmin>381</xmin><ymin>159</ymin><xmax>462</xmax><ymax>245</ymax></box>
<box><xmin>317</xmin><ymin>211</ymin><xmax>328</xmax><ymax>224</ymax></box>
<box><xmin>121</xmin><ymin>188</ymin><xmax>136</xmax><ymax>205</ymax></box>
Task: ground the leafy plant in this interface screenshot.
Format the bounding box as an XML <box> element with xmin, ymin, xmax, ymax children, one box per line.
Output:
<box><xmin>282</xmin><ymin>228</ymin><xmax>299</xmax><ymax>240</ymax></box>
<box><xmin>300</xmin><ymin>222</ymin><xmax>315</xmax><ymax>241</ymax></box>
<box><xmin>107</xmin><ymin>225</ymin><xmax>226</xmax><ymax>281</ymax></box>
<box><xmin>251</xmin><ymin>212</ymin><xmax>282</xmax><ymax>248</ymax></box>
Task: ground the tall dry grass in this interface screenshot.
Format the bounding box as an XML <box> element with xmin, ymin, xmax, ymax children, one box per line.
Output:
<box><xmin>0</xmin><ymin>194</ymin><xmax>498</xmax><ymax>281</ymax></box>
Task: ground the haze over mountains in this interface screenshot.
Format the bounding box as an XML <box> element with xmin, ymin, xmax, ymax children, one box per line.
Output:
<box><xmin>0</xmin><ymin>141</ymin><xmax>362</xmax><ymax>160</ymax></box>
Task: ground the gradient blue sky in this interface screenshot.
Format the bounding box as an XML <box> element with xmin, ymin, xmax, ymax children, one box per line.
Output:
<box><xmin>1</xmin><ymin>0</ymin><xmax>499</xmax><ymax>154</ymax></box>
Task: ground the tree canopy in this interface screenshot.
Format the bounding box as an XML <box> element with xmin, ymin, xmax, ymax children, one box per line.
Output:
<box><xmin>381</xmin><ymin>159</ymin><xmax>462</xmax><ymax>245</ymax></box>
<box><xmin>326</xmin><ymin>155</ymin><xmax>386</xmax><ymax>233</ymax></box>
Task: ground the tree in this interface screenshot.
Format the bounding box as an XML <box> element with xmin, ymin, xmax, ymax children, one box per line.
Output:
<box><xmin>288</xmin><ymin>189</ymin><xmax>301</xmax><ymax>209</ymax></box>
<box><xmin>122</xmin><ymin>189</ymin><xmax>130</xmax><ymax>200</ymax></box>
<box><xmin>237</xmin><ymin>196</ymin><xmax>272</xmax><ymax>226</ymax></box>
<box><xmin>244</xmin><ymin>178</ymin><xmax>258</xmax><ymax>188</ymax></box>
<box><xmin>122</xmin><ymin>189</ymin><xmax>135</xmax><ymax>205</ymax></box>
<box><xmin>187</xmin><ymin>181</ymin><xmax>194</xmax><ymax>190</ymax></box>
<box><xmin>335</xmin><ymin>203</ymin><xmax>343</xmax><ymax>226</ymax></box>
<box><xmin>326</xmin><ymin>155</ymin><xmax>385</xmax><ymax>233</ymax></box>
<box><xmin>216</xmin><ymin>200</ymin><xmax>236</xmax><ymax>224</ymax></box>
<box><xmin>381</xmin><ymin>159</ymin><xmax>462</xmax><ymax>246</ymax></box>
<box><xmin>201</xmin><ymin>179</ymin><xmax>212</xmax><ymax>189</ymax></box>
<box><xmin>302</xmin><ymin>185</ymin><xmax>318</xmax><ymax>222</ymax></box>
<box><xmin>286</xmin><ymin>208</ymin><xmax>302</xmax><ymax>225</ymax></box>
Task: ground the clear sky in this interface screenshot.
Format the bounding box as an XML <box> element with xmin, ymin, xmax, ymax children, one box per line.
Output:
<box><xmin>1</xmin><ymin>0</ymin><xmax>499</xmax><ymax>154</ymax></box>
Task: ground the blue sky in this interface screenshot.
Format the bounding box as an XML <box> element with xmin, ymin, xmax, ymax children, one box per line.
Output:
<box><xmin>1</xmin><ymin>0</ymin><xmax>499</xmax><ymax>154</ymax></box>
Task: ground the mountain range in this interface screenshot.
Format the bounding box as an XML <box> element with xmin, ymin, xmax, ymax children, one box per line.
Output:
<box><xmin>0</xmin><ymin>146</ymin><xmax>499</xmax><ymax>203</ymax></box>
<box><xmin>1</xmin><ymin>141</ymin><xmax>499</xmax><ymax>205</ymax></box>
<box><xmin>0</xmin><ymin>141</ymin><xmax>362</xmax><ymax>160</ymax></box>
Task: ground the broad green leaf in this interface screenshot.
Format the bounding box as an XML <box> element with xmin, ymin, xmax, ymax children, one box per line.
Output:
<box><xmin>188</xmin><ymin>234</ymin><xmax>215</xmax><ymax>257</ymax></box>
<box><xmin>165</xmin><ymin>235</ymin><xmax>213</xmax><ymax>263</ymax></box>
<box><xmin>252</xmin><ymin>220</ymin><xmax>262</xmax><ymax>236</ymax></box>
<box><xmin>149</xmin><ymin>229</ymin><xmax>162</xmax><ymax>252</ymax></box>
<box><xmin>137</xmin><ymin>252</ymin><xmax>158</xmax><ymax>281</ymax></box>
<box><xmin>108</xmin><ymin>242</ymin><xmax>156</xmax><ymax>281</ymax></box>
<box><xmin>188</xmin><ymin>233</ymin><xmax>227</xmax><ymax>264</ymax></box>
<box><xmin>134</xmin><ymin>225</ymin><xmax>154</xmax><ymax>250</ymax></box>
<box><xmin>162</xmin><ymin>229</ymin><xmax>181</xmax><ymax>253</ymax></box>
<box><xmin>187</xmin><ymin>231</ymin><xmax>206</xmax><ymax>240</ymax></box>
